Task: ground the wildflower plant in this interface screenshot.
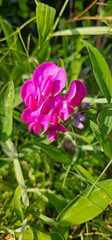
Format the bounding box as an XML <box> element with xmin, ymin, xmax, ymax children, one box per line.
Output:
<box><xmin>0</xmin><ymin>0</ymin><xmax>112</xmax><ymax>239</ymax></box>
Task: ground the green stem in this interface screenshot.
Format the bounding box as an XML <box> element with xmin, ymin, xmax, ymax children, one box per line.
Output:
<box><xmin>86</xmin><ymin>159</ymin><xmax>112</xmax><ymax>197</ymax></box>
<box><xmin>83</xmin><ymin>97</ymin><xmax>109</xmax><ymax>104</ymax></box>
<box><xmin>53</xmin><ymin>26</ymin><xmax>112</xmax><ymax>36</ymax></box>
<box><xmin>0</xmin><ymin>17</ymin><xmax>36</xmax><ymax>43</ymax></box>
<box><xmin>53</xmin><ymin>0</ymin><xmax>69</xmax><ymax>31</ymax></box>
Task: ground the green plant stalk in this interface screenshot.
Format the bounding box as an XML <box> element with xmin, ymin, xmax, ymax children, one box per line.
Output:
<box><xmin>53</xmin><ymin>26</ymin><xmax>112</xmax><ymax>36</ymax></box>
<box><xmin>53</xmin><ymin>0</ymin><xmax>69</xmax><ymax>31</ymax></box>
<box><xmin>5</xmin><ymin>139</ymin><xmax>29</xmax><ymax>207</ymax></box>
<box><xmin>86</xmin><ymin>159</ymin><xmax>112</xmax><ymax>198</ymax></box>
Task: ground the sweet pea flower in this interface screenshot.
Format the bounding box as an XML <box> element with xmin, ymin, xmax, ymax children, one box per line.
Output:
<box><xmin>21</xmin><ymin>62</ymin><xmax>87</xmax><ymax>141</ymax></box>
<box><xmin>33</xmin><ymin>62</ymin><xmax>66</xmax><ymax>97</ymax></box>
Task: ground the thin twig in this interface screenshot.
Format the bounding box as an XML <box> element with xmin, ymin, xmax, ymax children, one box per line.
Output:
<box><xmin>70</xmin><ymin>16</ymin><xmax>112</xmax><ymax>22</ymax></box>
<box><xmin>96</xmin><ymin>2</ymin><xmax>106</xmax><ymax>6</ymax></box>
<box><xmin>67</xmin><ymin>0</ymin><xmax>98</xmax><ymax>23</ymax></box>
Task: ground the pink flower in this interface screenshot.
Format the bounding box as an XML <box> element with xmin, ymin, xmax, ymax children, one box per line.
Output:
<box><xmin>21</xmin><ymin>62</ymin><xmax>87</xmax><ymax>141</ymax></box>
<box><xmin>33</xmin><ymin>62</ymin><xmax>66</xmax><ymax>97</ymax></box>
<box><xmin>41</xmin><ymin>124</ymin><xmax>66</xmax><ymax>141</ymax></box>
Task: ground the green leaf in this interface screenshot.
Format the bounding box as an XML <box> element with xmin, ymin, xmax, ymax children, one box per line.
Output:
<box><xmin>0</xmin><ymin>179</ymin><xmax>14</xmax><ymax>191</ymax></box>
<box><xmin>90</xmin><ymin>121</ymin><xmax>112</xmax><ymax>159</ymax></box>
<box><xmin>50</xmin><ymin>232</ymin><xmax>65</xmax><ymax>240</ymax></box>
<box><xmin>13</xmin><ymin>87</ymin><xmax>22</xmax><ymax>108</ymax></box>
<box><xmin>82</xmin><ymin>39</ymin><xmax>112</xmax><ymax>103</ymax></box>
<box><xmin>20</xmin><ymin>224</ymin><xmax>33</xmax><ymax>240</ymax></box>
<box><xmin>45</xmin><ymin>190</ymin><xmax>67</xmax><ymax>213</ymax></box>
<box><xmin>0</xmin><ymin>18</ymin><xmax>22</xmax><ymax>62</ymax></box>
<box><xmin>20</xmin><ymin>141</ymin><xmax>71</xmax><ymax>164</ymax></box>
<box><xmin>98</xmin><ymin>105</ymin><xmax>112</xmax><ymax>134</ymax></box>
<box><xmin>36</xmin><ymin>2</ymin><xmax>56</xmax><ymax>46</ymax></box>
<box><xmin>0</xmin><ymin>82</ymin><xmax>14</xmax><ymax>142</ymax></box>
<box><xmin>56</xmin><ymin>179</ymin><xmax>112</xmax><ymax>226</ymax></box>
<box><xmin>14</xmin><ymin>185</ymin><xmax>24</xmax><ymax>222</ymax></box>
<box><xmin>37</xmin><ymin>231</ymin><xmax>51</xmax><ymax>240</ymax></box>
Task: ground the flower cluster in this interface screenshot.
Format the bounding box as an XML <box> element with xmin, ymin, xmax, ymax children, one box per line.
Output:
<box><xmin>21</xmin><ymin>62</ymin><xmax>87</xmax><ymax>141</ymax></box>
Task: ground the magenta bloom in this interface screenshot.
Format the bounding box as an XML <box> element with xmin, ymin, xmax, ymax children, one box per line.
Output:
<box><xmin>33</xmin><ymin>62</ymin><xmax>66</xmax><ymax>97</ymax></box>
<box><xmin>21</xmin><ymin>62</ymin><xmax>87</xmax><ymax>141</ymax></box>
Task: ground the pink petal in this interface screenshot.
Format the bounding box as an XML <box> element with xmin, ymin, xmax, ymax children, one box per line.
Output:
<box><xmin>40</xmin><ymin>96</ymin><xmax>55</xmax><ymax>114</ymax></box>
<box><xmin>43</xmin><ymin>79</ymin><xmax>53</xmax><ymax>97</ymax></box>
<box><xmin>68</xmin><ymin>106</ymin><xmax>75</xmax><ymax>114</ymax></box>
<box><xmin>21</xmin><ymin>108</ymin><xmax>32</xmax><ymax>123</ymax></box>
<box><xmin>56</xmin><ymin>124</ymin><xmax>66</xmax><ymax>133</ymax></box>
<box><xmin>39</xmin><ymin>114</ymin><xmax>49</xmax><ymax>131</ymax></box>
<box><xmin>52</xmin><ymin>68</ymin><xmax>66</xmax><ymax>96</ymax></box>
<box><xmin>30</xmin><ymin>109</ymin><xmax>39</xmax><ymax>122</ymax></box>
<box><xmin>21</xmin><ymin>80</ymin><xmax>35</xmax><ymax>106</ymax></box>
<box><xmin>33</xmin><ymin>62</ymin><xmax>59</xmax><ymax>87</ymax></box>
<box><xmin>59</xmin><ymin>107</ymin><xmax>69</xmax><ymax>121</ymax></box>
<box><xmin>28</xmin><ymin>122</ymin><xmax>35</xmax><ymax>131</ymax></box>
<box><xmin>53</xmin><ymin>113</ymin><xmax>59</xmax><ymax>126</ymax></box>
<box><xmin>70</xmin><ymin>80</ymin><xmax>87</xmax><ymax>107</ymax></box>
<box><xmin>66</xmin><ymin>81</ymin><xmax>77</xmax><ymax>101</ymax></box>
<box><xmin>48</xmin><ymin>109</ymin><xmax>54</xmax><ymax>122</ymax></box>
<box><xmin>29</xmin><ymin>95</ymin><xmax>38</xmax><ymax>111</ymax></box>
<box><xmin>33</xmin><ymin>124</ymin><xmax>41</xmax><ymax>134</ymax></box>
<box><xmin>36</xmin><ymin>87</ymin><xmax>43</xmax><ymax>107</ymax></box>
<box><xmin>48</xmin><ymin>131</ymin><xmax>58</xmax><ymax>141</ymax></box>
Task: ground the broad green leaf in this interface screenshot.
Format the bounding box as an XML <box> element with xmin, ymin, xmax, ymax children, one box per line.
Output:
<box><xmin>14</xmin><ymin>185</ymin><xmax>24</xmax><ymax>222</ymax></box>
<box><xmin>82</xmin><ymin>40</ymin><xmax>112</xmax><ymax>103</ymax></box>
<box><xmin>74</xmin><ymin>164</ymin><xmax>95</xmax><ymax>184</ymax></box>
<box><xmin>57</xmin><ymin>179</ymin><xmax>112</xmax><ymax>226</ymax></box>
<box><xmin>36</xmin><ymin>2</ymin><xmax>56</xmax><ymax>46</ymax></box>
<box><xmin>98</xmin><ymin>105</ymin><xmax>112</xmax><ymax>134</ymax></box>
<box><xmin>45</xmin><ymin>190</ymin><xmax>67</xmax><ymax>213</ymax></box>
<box><xmin>0</xmin><ymin>82</ymin><xmax>14</xmax><ymax>142</ymax></box>
<box><xmin>90</xmin><ymin>121</ymin><xmax>112</xmax><ymax>159</ymax></box>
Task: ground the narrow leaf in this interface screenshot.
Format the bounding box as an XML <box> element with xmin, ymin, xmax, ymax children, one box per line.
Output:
<box><xmin>14</xmin><ymin>185</ymin><xmax>24</xmax><ymax>222</ymax></box>
<box><xmin>75</xmin><ymin>164</ymin><xmax>95</xmax><ymax>184</ymax></box>
<box><xmin>82</xmin><ymin>40</ymin><xmax>112</xmax><ymax>103</ymax></box>
<box><xmin>20</xmin><ymin>141</ymin><xmax>71</xmax><ymax>164</ymax></box>
<box><xmin>57</xmin><ymin>179</ymin><xmax>112</xmax><ymax>226</ymax></box>
<box><xmin>0</xmin><ymin>82</ymin><xmax>14</xmax><ymax>142</ymax></box>
<box><xmin>90</xmin><ymin>121</ymin><xmax>112</xmax><ymax>159</ymax></box>
<box><xmin>36</xmin><ymin>2</ymin><xmax>56</xmax><ymax>46</ymax></box>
